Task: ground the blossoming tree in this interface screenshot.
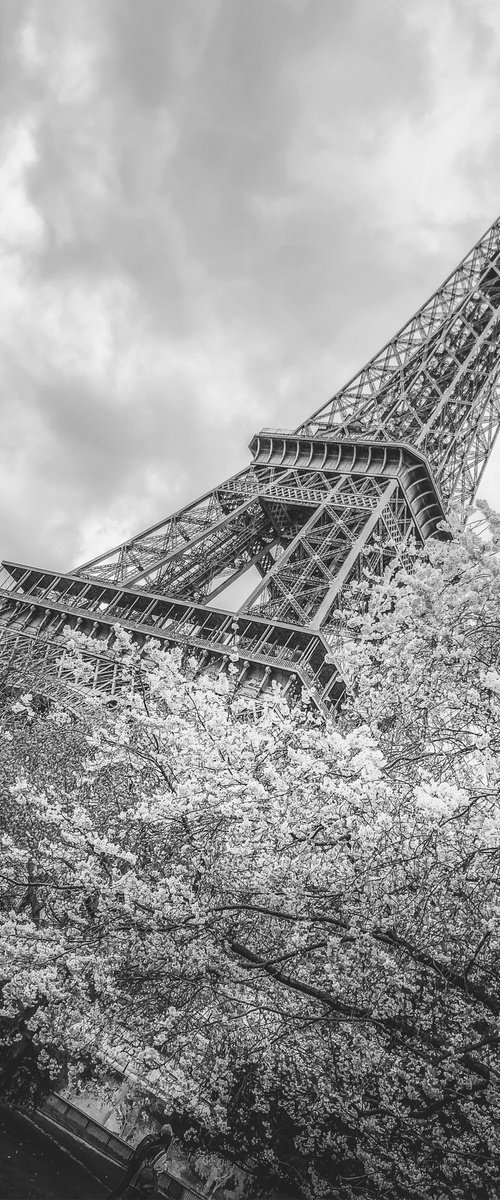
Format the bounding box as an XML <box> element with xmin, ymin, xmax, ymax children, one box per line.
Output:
<box><xmin>1</xmin><ymin>510</ymin><xmax>500</xmax><ymax>1199</ymax></box>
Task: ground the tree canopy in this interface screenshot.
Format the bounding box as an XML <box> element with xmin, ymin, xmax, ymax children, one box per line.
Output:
<box><xmin>1</xmin><ymin>512</ymin><xmax>500</xmax><ymax>1199</ymax></box>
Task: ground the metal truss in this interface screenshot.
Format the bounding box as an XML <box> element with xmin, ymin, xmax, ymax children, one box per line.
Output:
<box><xmin>297</xmin><ymin>217</ymin><xmax>500</xmax><ymax>506</ymax></box>
<box><xmin>2</xmin><ymin>218</ymin><xmax>500</xmax><ymax>708</ymax></box>
<box><xmin>0</xmin><ymin>563</ymin><xmax>344</xmax><ymax>712</ymax></box>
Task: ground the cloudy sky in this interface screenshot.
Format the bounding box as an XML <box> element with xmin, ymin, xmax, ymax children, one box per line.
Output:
<box><xmin>1</xmin><ymin>0</ymin><xmax>500</xmax><ymax>572</ymax></box>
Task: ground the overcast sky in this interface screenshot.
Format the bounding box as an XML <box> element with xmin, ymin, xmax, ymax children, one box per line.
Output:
<box><xmin>1</xmin><ymin>0</ymin><xmax>500</xmax><ymax>572</ymax></box>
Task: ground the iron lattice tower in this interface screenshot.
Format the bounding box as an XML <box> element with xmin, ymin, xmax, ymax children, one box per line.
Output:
<box><xmin>2</xmin><ymin>218</ymin><xmax>500</xmax><ymax>710</ymax></box>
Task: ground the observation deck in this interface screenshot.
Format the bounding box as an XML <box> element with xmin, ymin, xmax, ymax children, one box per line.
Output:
<box><xmin>250</xmin><ymin>431</ymin><xmax>447</xmax><ymax>541</ymax></box>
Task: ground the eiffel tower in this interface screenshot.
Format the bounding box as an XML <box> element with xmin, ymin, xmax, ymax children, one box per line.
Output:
<box><xmin>1</xmin><ymin>218</ymin><xmax>500</xmax><ymax>711</ymax></box>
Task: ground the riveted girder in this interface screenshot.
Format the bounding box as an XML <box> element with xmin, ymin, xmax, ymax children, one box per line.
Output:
<box><xmin>2</xmin><ymin>218</ymin><xmax>500</xmax><ymax>707</ymax></box>
<box><xmin>297</xmin><ymin>218</ymin><xmax>500</xmax><ymax>505</ymax></box>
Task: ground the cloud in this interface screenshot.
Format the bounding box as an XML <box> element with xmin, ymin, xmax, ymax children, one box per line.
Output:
<box><xmin>0</xmin><ymin>0</ymin><xmax>500</xmax><ymax>575</ymax></box>
<box><xmin>285</xmin><ymin>1</ymin><xmax>500</xmax><ymax>247</ymax></box>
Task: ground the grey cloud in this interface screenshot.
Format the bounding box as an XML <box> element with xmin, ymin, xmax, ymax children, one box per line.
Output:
<box><xmin>1</xmin><ymin>0</ymin><xmax>500</xmax><ymax>574</ymax></box>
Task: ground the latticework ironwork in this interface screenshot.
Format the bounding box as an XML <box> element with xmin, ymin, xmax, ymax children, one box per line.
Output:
<box><xmin>2</xmin><ymin>217</ymin><xmax>500</xmax><ymax>709</ymax></box>
<box><xmin>297</xmin><ymin>218</ymin><xmax>500</xmax><ymax>506</ymax></box>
